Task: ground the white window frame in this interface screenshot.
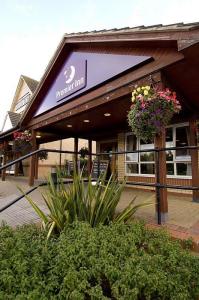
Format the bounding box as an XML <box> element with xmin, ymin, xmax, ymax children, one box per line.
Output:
<box><xmin>125</xmin><ymin>133</ymin><xmax>155</xmax><ymax>177</ymax></box>
<box><xmin>15</xmin><ymin>93</ymin><xmax>31</xmax><ymax>112</ymax></box>
<box><xmin>125</xmin><ymin>122</ymin><xmax>192</xmax><ymax>179</ymax></box>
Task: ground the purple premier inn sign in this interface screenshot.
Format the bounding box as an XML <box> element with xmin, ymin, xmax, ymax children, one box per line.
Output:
<box><xmin>56</xmin><ymin>58</ymin><xmax>87</xmax><ymax>102</ymax></box>
<box><xmin>34</xmin><ymin>52</ymin><xmax>152</xmax><ymax>116</ymax></box>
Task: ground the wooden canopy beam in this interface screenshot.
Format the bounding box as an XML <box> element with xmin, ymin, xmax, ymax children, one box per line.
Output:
<box><xmin>28</xmin><ymin>130</ymin><xmax>37</xmax><ymax>186</ymax></box>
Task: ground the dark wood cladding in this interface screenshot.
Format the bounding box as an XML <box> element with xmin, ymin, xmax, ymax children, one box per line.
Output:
<box><xmin>164</xmin><ymin>43</ymin><xmax>199</xmax><ymax>114</ymax></box>
<box><xmin>24</xmin><ymin>44</ymin><xmax>183</xmax><ymax>130</ymax></box>
<box><xmin>72</xmin><ymin>41</ymin><xmax>177</xmax><ymax>53</ymax></box>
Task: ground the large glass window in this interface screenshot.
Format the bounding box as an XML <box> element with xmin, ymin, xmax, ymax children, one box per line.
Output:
<box><xmin>125</xmin><ymin>136</ymin><xmax>155</xmax><ymax>175</ymax></box>
<box><xmin>125</xmin><ymin>123</ymin><xmax>191</xmax><ymax>177</ymax></box>
<box><xmin>126</xmin><ymin>135</ymin><xmax>138</xmax><ymax>162</ymax></box>
<box><xmin>175</xmin><ymin>126</ymin><xmax>190</xmax><ymax>158</ymax></box>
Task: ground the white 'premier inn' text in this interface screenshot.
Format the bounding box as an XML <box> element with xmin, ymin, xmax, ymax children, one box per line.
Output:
<box><xmin>56</xmin><ymin>77</ymin><xmax>84</xmax><ymax>99</ymax></box>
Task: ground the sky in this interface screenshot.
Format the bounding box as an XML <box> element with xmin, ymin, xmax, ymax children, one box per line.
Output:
<box><xmin>0</xmin><ymin>0</ymin><xmax>199</xmax><ymax>129</ymax></box>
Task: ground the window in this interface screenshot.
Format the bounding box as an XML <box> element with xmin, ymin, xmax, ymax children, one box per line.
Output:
<box><xmin>126</xmin><ymin>135</ymin><xmax>155</xmax><ymax>175</ymax></box>
<box><xmin>15</xmin><ymin>93</ymin><xmax>31</xmax><ymax>112</ymax></box>
<box><xmin>125</xmin><ymin>123</ymin><xmax>191</xmax><ymax>177</ymax></box>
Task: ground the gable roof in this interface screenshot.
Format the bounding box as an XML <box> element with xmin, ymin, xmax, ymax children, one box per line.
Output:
<box><xmin>20</xmin><ymin>21</ymin><xmax>199</xmax><ymax>127</ymax></box>
<box><xmin>22</xmin><ymin>75</ymin><xmax>38</xmax><ymax>93</ymax></box>
<box><xmin>0</xmin><ymin>75</ymin><xmax>38</xmax><ymax>137</ymax></box>
<box><xmin>8</xmin><ymin>111</ymin><xmax>21</xmax><ymax>127</ymax></box>
<box><xmin>0</xmin><ymin>111</ymin><xmax>21</xmax><ymax>134</ymax></box>
<box><xmin>10</xmin><ymin>75</ymin><xmax>38</xmax><ymax>113</ymax></box>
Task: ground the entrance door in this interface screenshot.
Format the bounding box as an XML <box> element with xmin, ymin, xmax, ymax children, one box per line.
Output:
<box><xmin>100</xmin><ymin>142</ymin><xmax>117</xmax><ymax>176</ymax></box>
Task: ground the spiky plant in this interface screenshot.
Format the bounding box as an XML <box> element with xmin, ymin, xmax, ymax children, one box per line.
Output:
<box><xmin>19</xmin><ymin>170</ymin><xmax>149</xmax><ymax>239</ymax></box>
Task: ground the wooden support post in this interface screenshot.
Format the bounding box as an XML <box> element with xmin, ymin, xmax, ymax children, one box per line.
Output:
<box><xmin>189</xmin><ymin>120</ymin><xmax>199</xmax><ymax>202</ymax></box>
<box><xmin>14</xmin><ymin>152</ymin><xmax>19</xmax><ymax>177</ymax></box>
<box><xmin>28</xmin><ymin>130</ymin><xmax>36</xmax><ymax>186</ymax></box>
<box><xmin>74</xmin><ymin>137</ymin><xmax>78</xmax><ymax>173</ymax></box>
<box><xmin>59</xmin><ymin>139</ymin><xmax>62</xmax><ymax>170</ymax></box>
<box><xmin>88</xmin><ymin>140</ymin><xmax>92</xmax><ymax>175</ymax></box>
<box><xmin>34</xmin><ymin>144</ymin><xmax>39</xmax><ymax>180</ymax></box>
<box><xmin>155</xmin><ymin>129</ymin><xmax>168</xmax><ymax>223</ymax></box>
<box><xmin>2</xmin><ymin>141</ymin><xmax>8</xmax><ymax>181</ymax></box>
<box><xmin>2</xmin><ymin>154</ymin><xmax>7</xmax><ymax>181</ymax></box>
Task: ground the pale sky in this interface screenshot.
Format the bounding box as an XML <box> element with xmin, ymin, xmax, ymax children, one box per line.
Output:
<box><xmin>0</xmin><ymin>0</ymin><xmax>199</xmax><ymax>129</ymax></box>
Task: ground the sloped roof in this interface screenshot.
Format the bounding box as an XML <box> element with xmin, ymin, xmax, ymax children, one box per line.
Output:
<box><xmin>20</xmin><ymin>21</ymin><xmax>199</xmax><ymax>127</ymax></box>
<box><xmin>21</xmin><ymin>75</ymin><xmax>38</xmax><ymax>93</ymax></box>
<box><xmin>65</xmin><ymin>22</ymin><xmax>199</xmax><ymax>37</ymax></box>
<box><xmin>8</xmin><ymin>111</ymin><xmax>21</xmax><ymax>127</ymax></box>
<box><xmin>0</xmin><ymin>111</ymin><xmax>20</xmax><ymax>135</ymax></box>
<box><xmin>9</xmin><ymin>75</ymin><xmax>38</xmax><ymax>113</ymax></box>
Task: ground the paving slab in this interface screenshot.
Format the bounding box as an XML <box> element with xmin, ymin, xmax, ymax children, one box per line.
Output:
<box><xmin>0</xmin><ymin>177</ymin><xmax>48</xmax><ymax>227</ymax></box>
<box><xmin>1</xmin><ymin>177</ymin><xmax>199</xmax><ymax>237</ymax></box>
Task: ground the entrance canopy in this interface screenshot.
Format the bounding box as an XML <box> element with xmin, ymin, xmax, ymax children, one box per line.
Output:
<box><xmin>18</xmin><ymin>22</ymin><xmax>199</xmax><ymax>144</ymax></box>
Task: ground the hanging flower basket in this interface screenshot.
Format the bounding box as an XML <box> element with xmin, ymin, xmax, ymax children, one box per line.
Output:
<box><xmin>12</xmin><ymin>140</ymin><xmax>32</xmax><ymax>155</ymax></box>
<box><xmin>38</xmin><ymin>150</ymin><xmax>48</xmax><ymax>161</ymax></box>
<box><xmin>128</xmin><ymin>85</ymin><xmax>181</xmax><ymax>141</ymax></box>
<box><xmin>13</xmin><ymin>130</ymin><xmax>32</xmax><ymax>155</ymax></box>
<box><xmin>79</xmin><ymin>147</ymin><xmax>89</xmax><ymax>159</ymax></box>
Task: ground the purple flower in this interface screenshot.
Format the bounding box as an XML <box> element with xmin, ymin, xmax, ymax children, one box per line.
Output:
<box><xmin>154</xmin><ymin>120</ymin><xmax>161</xmax><ymax>127</ymax></box>
<box><xmin>155</xmin><ymin>108</ymin><xmax>162</xmax><ymax>114</ymax></box>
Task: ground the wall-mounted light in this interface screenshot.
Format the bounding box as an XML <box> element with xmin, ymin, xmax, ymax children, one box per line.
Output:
<box><xmin>67</xmin><ymin>124</ymin><xmax>72</xmax><ymax>128</ymax></box>
<box><xmin>36</xmin><ymin>134</ymin><xmax>41</xmax><ymax>138</ymax></box>
<box><xmin>104</xmin><ymin>113</ymin><xmax>111</xmax><ymax>117</ymax></box>
<box><xmin>83</xmin><ymin>119</ymin><xmax>90</xmax><ymax>123</ymax></box>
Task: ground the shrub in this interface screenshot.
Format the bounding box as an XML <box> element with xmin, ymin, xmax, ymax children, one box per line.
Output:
<box><xmin>20</xmin><ymin>171</ymin><xmax>148</xmax><ymax>238</ymax></box>
<box><xmin>0</xmin><ymin>222</ymin><xmax>199</xmax><ymax>299</ymax></box>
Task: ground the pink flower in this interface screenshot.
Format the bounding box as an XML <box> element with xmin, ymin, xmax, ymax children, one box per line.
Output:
<box><xmin>137</xmin><ymin>94</ymin><xmax>144</xmax><ymax>101</ymax></box>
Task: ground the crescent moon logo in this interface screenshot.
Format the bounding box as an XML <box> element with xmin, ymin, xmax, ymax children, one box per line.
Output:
<box><xmin>64</xmin><ymin>65</ymin><xmax>76</xmax><ymax>84</ymax></box>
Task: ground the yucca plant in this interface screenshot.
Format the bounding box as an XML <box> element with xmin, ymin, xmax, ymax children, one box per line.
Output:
<box><xmin>19</xmin><ymin>169</ymin><xmax>149</xmax><ymax>238</ymax></box>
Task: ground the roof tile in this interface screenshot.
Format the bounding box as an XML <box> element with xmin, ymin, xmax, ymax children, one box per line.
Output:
<box><xmin>21</xmin><ymin>75</ymin><xmax>39</xmax><ymax>93</ymax></box>
<box><xmin>8</xmin><ymin>111</ymin><xmax>21</xmax><ymax>127</ymax></box>
<box><xmin>65</xmin><ymin>21</ymin><xmax>199</xmax><ymax>37</ymax></box>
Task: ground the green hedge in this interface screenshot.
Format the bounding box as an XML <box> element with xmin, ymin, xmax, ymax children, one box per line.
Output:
<box><xmin>0</xmin><ymin>222</ymin><xmax>199</xmax><ymax>299</ymax></box>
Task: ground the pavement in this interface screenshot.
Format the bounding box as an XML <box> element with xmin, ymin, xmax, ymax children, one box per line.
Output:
<box><xmin>0</xmin><ymin>177</ymin><xmax>48</xmax><ymax>227</ymax></box>
<box><xmin>119</xmin><ymin>187</ymin><xmax>199</xmax><ymax>230</ymax></box>
<box><xmin>119</xmin><ymin>187</ymin><xmax>199</xmax><ymax>251</ymax></box>
<box><xmin>1</xmin><ymin>177</ymin><xmax>199</xmax><ymax>246</ymax></box>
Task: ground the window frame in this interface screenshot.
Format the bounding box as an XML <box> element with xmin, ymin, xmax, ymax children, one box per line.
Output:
<box><xmin>15</xmin><ymin>93</ymin><xmax>31</xmax><ymax>112</ymax></box>
<box><xmin>125</xmin><ymin>122</ymin><xmax>192</xmax><ymax>179</ymax></box>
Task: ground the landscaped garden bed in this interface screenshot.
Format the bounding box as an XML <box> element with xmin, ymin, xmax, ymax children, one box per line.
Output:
<box><xmin>0</xmin><ymin>221</ymin><xmax>199</xmax><ymax>299</ymax></box>
<box><xmin>1</xmin><ymin>171</ymin><xmax>198</xmax><ymax>299</ymax></box>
